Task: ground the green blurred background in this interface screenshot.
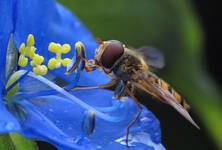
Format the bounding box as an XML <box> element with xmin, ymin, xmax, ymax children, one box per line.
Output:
<box><xmin>57</xmin><ymin>0</ymin><xmax>222</xmax><ymax>150</ymax></box>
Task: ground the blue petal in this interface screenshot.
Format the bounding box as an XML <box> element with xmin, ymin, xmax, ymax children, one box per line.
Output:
<box><xmin>0</xmin><ymin>0</ymin><xmax>21</xmax><ymax>133</ymax></box>
<box><xmin>0</xmin><ymin>0</ymin><xmax>14</xmax><ymax>83</ymax></box>
<box><xmin>13</xmin><ymin>0</ymin><xmax>98</xmax><ymax>82</ymax></box>
<box><xmin>15</xmin><ymin>71</ymin><xmax>164</xmax><ymax>149</ymax></box>
<box><xmin>12</xmin><ymin>0</ymin><xmax>110</xmax><ymax>88</ymax></box>
<box><xmin>18</xmin><ymin>92</ymin><xmax>164</xmax><ymax>150</ymax></box>
<box><xmin>72</xmin><ymin>90</ymin><xmax>163</xmax><ymax>145</ymax></box>
<box><xmin>15</xmin><ymin>99</ymin><xmax>86</xmax><ymax>150</ymax></box>
<box><xmin>0</xmin><ymin>82</ymin><xmax>21</xmax><ymax>133</ymax></box>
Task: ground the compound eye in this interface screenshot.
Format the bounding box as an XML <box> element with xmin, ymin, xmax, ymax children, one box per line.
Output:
<box><xmin>101</xmin><ymin>40</ymin><xmax>124</xmax><ymax>68</ymax></box>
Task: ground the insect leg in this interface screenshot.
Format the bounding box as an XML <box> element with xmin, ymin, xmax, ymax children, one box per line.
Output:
<box><xmin>83</xmin><ymin>59</ymin><xmax>99</xmax><ymax>72</ymax></box>
<box><xmin>114</xmin><ymin>80</ymin><xmax>127</xmax><ymax>99</ymax></box>
<box><xmin>124</xmin><ymin>85</ymin><xmax>142</xmax><ymax>147</ymax></box>
<box><xmin>71</xmin><ymin>79</ymin><xmax>118</xmax><ymax>91</ymax></box>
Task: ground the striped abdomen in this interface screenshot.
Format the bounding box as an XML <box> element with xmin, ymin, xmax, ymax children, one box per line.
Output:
<box><xmin>147</xmin><ymin>73</ymin><xmax>190</xmax><ymax>110</ymax></box>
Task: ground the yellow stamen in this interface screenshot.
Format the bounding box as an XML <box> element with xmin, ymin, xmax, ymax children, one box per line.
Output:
<box><xmin>31</xmin><ymin>54</ymin><xmax>48</xmax><ymax>75</ymax></box>
<box><xmin>75</xmin><ymin>41</ymin><xmax>83</xmax><ymax>54</ymax></box>
<box><xmin>33</xmin><ymin>65</ymin><xmax>48</xmax><ymax>76</ymax></box>
<box><xmin>18</xmin><ymin>34</ymin><xmax>37</xmax><ymax>67</ymax></box>
<box><xmin>18</xmin><ymin>55</ymin><xmax>28</xmax><ymax>67</ymax></box>
<box><xmin>47</xmin><ymin>42</ymin><xmax>71</xmax><ymax>70</ymax></box>
<box><xmin>27</xmin><ymin>34</ymin><xmax>35</xmax><ymax>47</ymax></box>
<box><xmin>62</xmin><ymin>58</ymin><xmax>72</xmax><ymax>67</ymax></box>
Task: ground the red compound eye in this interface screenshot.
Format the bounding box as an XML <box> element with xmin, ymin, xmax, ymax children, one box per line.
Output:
<box><xmin>100</xmin><ymin>40</ymin><xmax>124</xmax><ymax>68</ymax></box>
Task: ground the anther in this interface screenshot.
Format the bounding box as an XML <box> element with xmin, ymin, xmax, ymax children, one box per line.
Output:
<box><xmin>18</xmin><ymin>34</ymin><xmax>37</xmax><ymax>67</ymax></box>
<box><xmin>31</xmin><ymin>54</ymin><xmax>48</xmax><ymax>75</ymax></box>
<box><xmin>48</xmin><ymin>42</ymin><xmax>72</xmax><ymax>70</ymax></box>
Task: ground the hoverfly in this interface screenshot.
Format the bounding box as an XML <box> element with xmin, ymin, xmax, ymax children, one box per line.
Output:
<box><xmin>67</xmin><ymin>40</ymin><xmax>200</xmax><ymax>146</ymax></box>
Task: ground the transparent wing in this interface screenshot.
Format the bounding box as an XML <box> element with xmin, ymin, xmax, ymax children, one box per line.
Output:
<box><xmin>151</xmin><ymin>82</ymin><xmax>200</xmax><ymax>129</ymax></box>
<box><xmin>135</xmin><ymin>47</ymin><xmax>165</xmax><ymax>69</ymax></box>
<box><xmin>132</xmin><ymin>73</ymin><xmax>199</xmax><ymax>129</ymax></box>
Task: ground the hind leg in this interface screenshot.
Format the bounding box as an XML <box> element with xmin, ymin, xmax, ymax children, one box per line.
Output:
<box><xmin>125</xmin><ymin>85</ymin><xmax>143</xmax><ymax>146</ymax></box>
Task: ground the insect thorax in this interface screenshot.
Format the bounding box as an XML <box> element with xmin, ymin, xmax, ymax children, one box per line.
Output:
<box><xmin>112</xmin><ymin>48</ymin><xmax>145</xmax><ymax>81</ymax></box>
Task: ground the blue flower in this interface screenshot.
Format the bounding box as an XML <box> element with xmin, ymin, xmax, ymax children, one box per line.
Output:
<box><xmin>0</xmin><ymin>0</ymin><xmax>165</xmax><ymax>149</ymax></box>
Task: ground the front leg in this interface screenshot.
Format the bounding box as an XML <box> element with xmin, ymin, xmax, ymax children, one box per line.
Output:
<box><xmin>71</xmin><ymin>79</ymin><xmax>118</xmax><ymax>91</ymax></box>
<box><xmin>84</xmin><ymin>59</ymin><xmax>98</xmax><ymax>72</ymax></box>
